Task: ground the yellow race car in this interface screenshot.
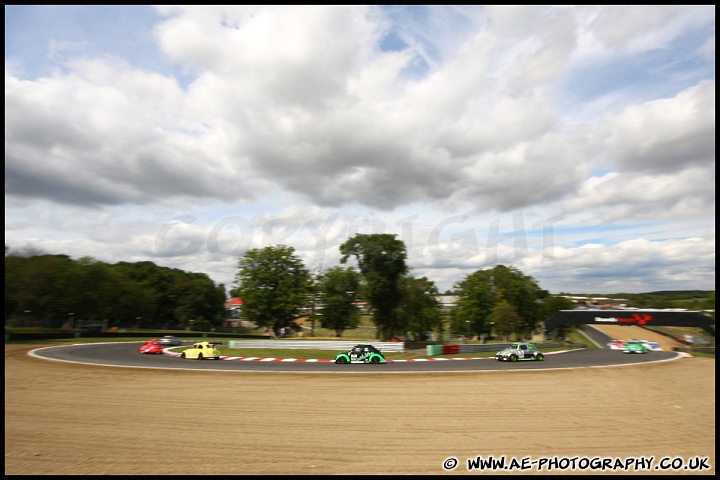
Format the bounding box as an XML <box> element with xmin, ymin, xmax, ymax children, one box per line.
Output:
<box><xmin>179</xmin><ymin>341</ymin><xmax>222</xmax><ymax>360</ymax></box>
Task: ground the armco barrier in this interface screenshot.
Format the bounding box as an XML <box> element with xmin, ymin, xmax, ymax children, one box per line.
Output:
<box><xmin>441</xmin><ymin>344</ymin><xmax>460</xmax><ymax>354</ymax></box>
<box><xmin>227</xmin><ymin>339</ymin><xmax>405</xmax><ymax>352</ymax></box>
<box><xmin>423</xmin><ymin>342</ymin><xmax>583</xmax><ymax>356</ymax></box>
<box><xmin>426</xmin><ymin>344</ymin><xmax>443</xmax><ymax>356</ymax></box>
<box><xmin>456</xmin><ymin>342</ymin><xmax>575</xmax><ymax>353</ymax></box>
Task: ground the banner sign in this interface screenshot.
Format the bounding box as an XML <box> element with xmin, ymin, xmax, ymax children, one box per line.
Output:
<box><xmin>544</xmin><ymin>310</ymin><xmax>714</xmax><ymax>335</ymax></box>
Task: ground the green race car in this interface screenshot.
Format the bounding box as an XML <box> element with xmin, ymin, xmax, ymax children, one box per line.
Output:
<box><xmin>335</xmin><ymin>344</ymin><xmax>386</xmax><ymax>364</ymax></box>
<box><xmin>622</xmin><ymin>339</ymin><xmax>650</xmax><ymax>354</ymax></box>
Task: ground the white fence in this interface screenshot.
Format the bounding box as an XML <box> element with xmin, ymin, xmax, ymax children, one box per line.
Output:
<box><xmin>228</xmin><ymin>339</ymin><xmax>405</xmax><ymax>352</ymax></box>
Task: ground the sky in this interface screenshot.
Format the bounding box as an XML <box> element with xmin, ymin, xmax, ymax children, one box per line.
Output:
<box><xmin>4</xmin><ymin>5</ymin><xmax>716</xmax><ymax>296</ymax></box>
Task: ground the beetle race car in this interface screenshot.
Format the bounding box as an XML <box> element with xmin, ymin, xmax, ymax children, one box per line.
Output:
<box><xmin>495</xmin><ymin>342</ymin><xmax>545</xmax><ymax>362</ymax></box>
<box><xmin>640</xmin><ymin>340</ymin><xmax>663</xmax><ymax>351</ymax></box>
<box><xmin>623</xmin><ymin>339</ymin><xmax>650</xmax><ymax>354</ymax></box>
<box><xmin>160</xmin><ymin>335</ymin><xmax>183</xmax><ymax>346</ymax></box>
<box><xmin>179</xmin><ymin>341</ymin><xmax>222</xmax><ymax>360</ymax></box>
<box><xmin>139</xmin><ymin>339</ymin><xmax>164</xmax><ymax>354</ymax></box>
<box><xmin>335</xmin><ymin>344</ymin><xmax>386</xmax><ymax>364</ymax></box>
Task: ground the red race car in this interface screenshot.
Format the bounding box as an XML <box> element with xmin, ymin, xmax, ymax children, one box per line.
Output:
<box><xmin>139</xmin><ymin>339</ymin><xmax>165</xmax><ymax>354</ymax></box>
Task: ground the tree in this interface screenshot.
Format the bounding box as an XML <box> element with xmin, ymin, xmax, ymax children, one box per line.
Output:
<box><xmin>317</xmin><ymin>266</ymin><xmax>362</xmax><ymax>337</ymax></box>
<box><xmin>396</xmin><ymin>275</ymin><xmax>442</xmax><ymax>341</ymax></box>
<box><xmin>339</xmin><ymin>234</ymin><xmax>408</xmax><ymax>341</ymax></box>
<box><xmin>491</xmin><ymin>299</ymin><xmax>524</xmax><ymax>341</ymax></box>
<box><xmin>167</xmin><ymin>273</ymin><xmax>227</xmax><ymax>330</ymax></box>
<box><xmin>701</xmin><ymin>292</ymin><xmax>715</xmax><ymax>318</ymax></box>
<box><xmin>6</xmin><ymin>247</ymin><xmax>230</xmax><ymax>330</ymax></box>
<box><xmin>452</xmin><ymin>271</ymin><xmax>496</xmax><ymax>337</ymax></box>
<box><xmin>538</xmin><ymin>295</ymin><xmax>576</xmax><ymax>339</ymax></box>
<box><xmin>487</xmin><ymin>265</ymin><xmax>543</xmax><ymax>331</ymax></box>
<box><xmin>451</xmin><ymin>265</ymin><xmax>544</xmax><ymax>338</ymax></box>
<box><xmin>111</xmin><ymin>260</ymin><xmax>221</xmax><ymax>328</ymax></box>
<box><xmin>231</xmin><ymin>245</ymin><xmax>311</xmax><ymax>335</ymax></box>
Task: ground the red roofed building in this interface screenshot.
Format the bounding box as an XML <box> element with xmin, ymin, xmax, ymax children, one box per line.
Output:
<box><xmin>225</xmin><ymin>297</ymin><xmax>243</xmax><ymax>327</ymax></box>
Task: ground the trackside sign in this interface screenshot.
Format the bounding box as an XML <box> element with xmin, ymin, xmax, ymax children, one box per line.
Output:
<box><xmin>593</xmin><ymin>313</ymin><xmax>652</xmax><ymax>325</ymax></box>
<box><xmin>544</xmin><ymin>310</ymin><xmax>714</xmax><ymax>335</ymax></box>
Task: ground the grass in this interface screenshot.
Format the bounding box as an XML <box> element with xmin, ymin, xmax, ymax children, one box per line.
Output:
<box><xmin>644</xmin><ymin>326</ymin><xmax>715</xmax><ymax>343</ymax></box>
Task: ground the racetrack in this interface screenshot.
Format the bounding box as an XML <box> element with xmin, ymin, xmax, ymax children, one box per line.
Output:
<box><xmin>4</xmin><ymin>341</ymin><xmax>715</xmax><ymax>475</ymax></box>
<box><xmin>587</xmin><ymin>324</ymin><xmax>686</xmax><ymax>351</ymax></box>
<box><xmin>27</xmin><ymin>341</ymin><xmax>686</xmax><ymax>372</ymax></box>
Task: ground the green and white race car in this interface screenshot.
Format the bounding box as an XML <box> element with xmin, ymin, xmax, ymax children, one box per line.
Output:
<box><xmin>622</xmin><ymin>339</ymin><xmax>650</xmax><ymax>354</ymax></box>
<box><xmin>495</xmin><ymin>342</ymin><xmax>545</xmax><ymax>362</ymax></box>
<box><xmin>335</xmin><ymin>344</ymin><xmax>386</xmax><ymax>364</ymax></box>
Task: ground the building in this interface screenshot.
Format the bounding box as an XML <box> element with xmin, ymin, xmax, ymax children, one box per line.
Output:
<box><xmin>225</xmin><ymin>297</ymin><xmax>243</xmax><ymax>327</ymax></box>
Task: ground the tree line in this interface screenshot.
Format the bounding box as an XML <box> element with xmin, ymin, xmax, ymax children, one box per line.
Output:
<box><xmin>5</xmin><ymin>246</ymin><xmax>226</xmax><ymax>330</ymax></box>
<box><xmin>230</xmin><ymin>233</ymin><xmax>567</xmax><ymax>341</ymax></box>
<box><xmin>7</xmin><ymin>237</ymin><xmax>711</xmax><ymax>339</ymax></box>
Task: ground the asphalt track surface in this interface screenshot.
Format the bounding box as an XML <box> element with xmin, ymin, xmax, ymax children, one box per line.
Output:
<box><xmin>29</xmin><ymin>341</ymin><xmax>688</xmax><ymax>373</ymax></box>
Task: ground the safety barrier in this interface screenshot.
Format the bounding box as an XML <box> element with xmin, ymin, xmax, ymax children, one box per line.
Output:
<box><xmin>228</xmin><ymin>339</ymin><xmax>405</xmax><ymax>352</ymax></box>
<box><xmin>426</xmin><ymin>342</ymin><xmax>581</xmax><ymax>356</ymax></box>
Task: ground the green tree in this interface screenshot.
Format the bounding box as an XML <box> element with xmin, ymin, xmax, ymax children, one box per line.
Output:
<box><xmin>339</xmin><ymin>233</ymin><xmax>408</xmax><ymax>341</ymax></box>
<box><xmin>701</xmin><ymin>292</ymin><xmax>715</xmax><ymax>319</ymax></box>
<box><xmin>318</xmin><ymin>266</ymin><xmax>362</xmax><ymax>337</ymax></box>
<box><xmin>491</xmin><ymin>298</ymin><xmax>524</xmax><ymax>341</ymax></box>
<box><xmin>6</xmin><ymin>247</ymin><xmax>228</xmax><ymax>329</ymax></box>
<box><xmin>396</xmin><ymin>275</ymin><xmax>442</xmax><ymax>341</ymax></box>
<box><xmin>167</xmin><ymin>273</ymin><xmax>227</xmax><ymax>330</ymax></box>
<box><xmin>487</xmin><ymin>265</ymin><xmax>543</xmax><ymax>332</ymax></box>
<box><xmin>111</xmin><ymin>261</ymin><xmax>180</xmax><ymax>325</ymax></box>
<box><xmin>231</xmin><ymin>245</ymin><xmax>311</xmax><ymax>335</ymax></box>
<box><xmin>538</xmin><ymin>295</ymin><xmax>576</xmax><ymax>340</ymax></box>
<box><xmin>5</xmin><ymin>253</ymin><xmax>83</xmax><ymax>324</ymax></box>
<box><xmin>452</xmin><ymin>271</ymin><xmax>495</xmax><ymax>337</ymax></box>
<box><xmin>110</xmin><ymin>260</ymin><xmax>222</xmax><ymax>328</ymax></box>
<box><xmin>452</xmin><ymin>265</ymin><xmax>544</xmax><ymax>338</ymax></box>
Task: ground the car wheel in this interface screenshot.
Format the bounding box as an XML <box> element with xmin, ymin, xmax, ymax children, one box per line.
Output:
<box><xmin>370</xmin><ymin>356</ymin><xmax>380</xmax><ymax>364</ymax></box>
<box><xmin>180</xmin><ymin>352</ymin><xmax>185</xmax><ymax>359</ymax></box>
<box><xmin>197</xmin><ymin>353</ymin><xmax>204</xmax><ymax>360</ymax></box>
<box><xmin>509</xmin><ymin>354</ymin><xmax>518</xmax><ymax>362</ymax></box>
<box><xmin>535</xmin><ymin>353</ymin><xmax>544</xmax><ymax>361</ymax></box>
<box><xmin>336</xmin><ymin>357</ymin><xmax>348</xmax><ymax>364</ymax></box>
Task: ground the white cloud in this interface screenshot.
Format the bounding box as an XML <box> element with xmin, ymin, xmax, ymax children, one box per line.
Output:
<box><xmin>4</xmin><ymin>5</ymin><xmax>715</xmax><ymax>295</ymax></box>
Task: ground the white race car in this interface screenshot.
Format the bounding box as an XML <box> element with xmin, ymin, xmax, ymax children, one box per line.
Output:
<box><xmin>640</xmin><ymin>340</ymin><xmax>663</xmax><ymax>351</ymax></box>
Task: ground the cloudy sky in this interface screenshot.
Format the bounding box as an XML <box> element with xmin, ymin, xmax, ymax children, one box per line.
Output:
<box><xmin>5</xmin><ymin>5</ymin><xmax>715</xmax><ymax>295</ymax></box>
